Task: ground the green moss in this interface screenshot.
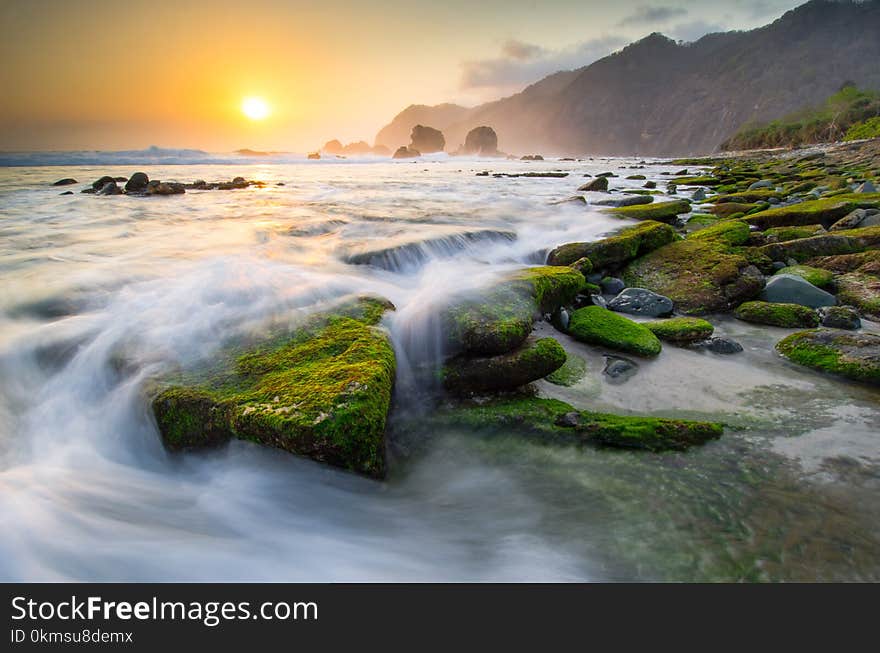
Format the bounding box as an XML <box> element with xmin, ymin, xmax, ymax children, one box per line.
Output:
<box><xmin>734</xmin><ymin>301</ymin><xmax>819</xmax><ymax>328</ymax></box>
<box><xmin>835</xmin><ymin>272</ymin><xmax>880</xmax><ymax>320</ymax></box>
<box><xmin>546</xmin><ymin>353</ymin><xmax>588</xmax><ymax>386</ymax></box>
<box><xmin>442</xmin><ymin>265</ymin><xmax>584</xmax><ymax>356</ymax></box>
<box><xmin>708</xmin><ymin>202</ymin><xmax>758</xmax><ymax>218</ymax></box>
<box><xmin>687</xmin><ymin>220</ymin><xmax>751</xmax><ymax>246</ymax></box>
<box><xmin>712</xmin><ymin>189</ymin><xmax>781</xmax><ymax>203</ymax></box>
<box><xmin>759</xmin><ymin>233</ymin><xmax>862</xmax><ymax>262</ymax></box>
<box><xmin>645</xmin><ymin>317</ymin><xmax>714</xmax><ymax>343</ymax></box>
<box><xmin>546</xmin><ymin>220</ymin><xmax>678</xmax><ymax>268</ymax></box>
<box><xmin>601</xmin><ymin>199</ymin><xmax>691</xmax><ymax>223</ymax></box>
<box><xmin>623</xmin><ymin>238</ymin><xmax>763</xmax><ymax>314</ymax></box>
<box><xmin>431</xmin><ymin>396</ymin><xmax>722</xmax><ymax>451</ymax></box>
<box><xmin>567</xmin><ymin>306</ymin><xmax>661</xmax><ymax>357</ymax></box>
<box><xmin>152</xmin><ymin>298</ymin><xmax>396</xmax><ymax>477</ymax></box>
<box><xmin>776</xmin><ymin>330</ymin><xmax>880</xmax><ymax>385</ymax></box>
<box><xmin>671</xmin><ymin>176</ymin><xmax>722</xmax><ymax>186</ymax></box>
<box><xmin>763</xmin><ymin>224</ymin><xmax>825</xmax><ymax>241</ymax></box>
<box><xmin>442</xmin><ymin>337</ymin><xmax>566</xmax><ymax>394</ymax></box>
<box><xmin>775</xmin><ymin>265</ymin><xmax>834</xmax><ymax>288</ymax></box>
<box><xmin>743</xmin><ymin>199</ymin><xmax>859</xmax><ymax>230</ymax></box>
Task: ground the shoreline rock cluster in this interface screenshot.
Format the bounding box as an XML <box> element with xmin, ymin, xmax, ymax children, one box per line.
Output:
<box><xmin>54</xmin><ymin>172</ymin><xmax>269</xmax><ymax>196</ymax></box>
<box><xmin>151</xmin><ymin>138</ymin><xmax>880</xmax><ymax>480</ymax></box>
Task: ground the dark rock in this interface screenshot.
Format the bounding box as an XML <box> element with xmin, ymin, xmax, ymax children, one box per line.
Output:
<box><xmin>97</xmin><ymin>180</ymin><xmax>121</xmax><ymax>195</ymax></box>
<box><xmin>80</xmin><ymin>188</ymin><xmax>96</xmax><ymax>194</ymax></box>
<box><xmin>91</xmin><ymin>176</ymin><xmax>116</xmax><ymax>190</ymax></box>
<box><xmin>578</xmin><ymin>177</ymin><xmax>608</xmax><ymax>192</ymax></box>
<box><xmin>591</xmin><ymin>194</ymin><xmax>653</xmax><ymax>207</ymax></box>
<box><xmin>124</xmin><ymin>172</ymin><xmax>149</xmax><ymax>193</ymax></box>
<box><xmin>603</xmin><ymin>355</ymin><xmax>638</xmax><ymax>384</ymax></box>
<box><xmin>52</xmin><ymin>178</ymin><xmax>77</xmax><ymax>186</ymax></box>
<box><xmin>307</xmin><ymin>152</ymin><xmax>321</xmax><ymax>160</ymax></box>
<box><xmin>643</xmin><ymin>181</ymin><xmax>657</xmax><ymax>189</ymax></box>
<box><xmin>600</xmin><ymin>277</ymin><xmax>625</xmax><ymax>295</ymax></box>
<box><xmin>690</xmin><ymin>337</ymin><xmax>743</xmax><ymax>354</ymax></box>
<box><xmin>818</xmin><ymin>306</ymin><xmax>861</xmax><ymax>330</ymax></box>
<box><xmin>146</xmin><ymin>180</ymin><xmax>185</xmax><ymax>195</ymax></box>
<box><xmin>607</xmin><ymin>287</ymin><xmax>674</xmax><ymax>317</ymax></box>
<box><xmin>59</xmin><ymin>190</ymin><xmax>74</xmax><ymax>195</ymax></box>
<box><xmin>521</xmin><ymin>154</ymin><xmax>544</xmax><ymax>161</ymax></box>
<box><xmin>554</xmin><ymin>411</ymin><xmax>581</xmax><ymax>428</ymax></box>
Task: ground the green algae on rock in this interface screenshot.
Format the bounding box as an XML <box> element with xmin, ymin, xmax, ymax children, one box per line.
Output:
<box><xmin>809</xmin><ymin>250</ymin><xmax>880</xmax><ymax>319</ymax></box>
<box><xmin>623</xmin><ymin>238</ymin><xmax>764</xmax><ymax>314</ymax></box>
<box><xmin>431</xmin><ymin>397</ymin><xmax>722</xmax><ymax>452</ymax></box>
<box><xmin>567</xmin><ymin>306</ymin><xmax>661</xmax><ymax>357</ymax></box>
<box><xmin>743</xmin><ymin>199</ymin><xmax>860</xmax><ymax>230</ymax></box>
<box><xmin>776</xmin><ymin>329</ymin><xmax>880</xmax><ymax>385</ymax></box>
<box><xmin>545</xmin><ymin>352</ymin><xmax>588</xmax><ymax>386</ymax></box>
<box><xmin>687</xmin><ymin>219</ymin><xmax>751</xmax><ymax>246</ymax></box>
<box><xmin>601</xmin><ymin>199</ymin><xmax>691</xmax><ymax>224</ymax></box>
<box><xmin>441</xmin><ymin>266</ymin><xmax>585</xmax><ymax>356</ymax></box>
<box><xmin>734</xmin><ymin>301</ymin><xmax>819</xmax><ymax>328</ymax></box>
<box><xmin>645</xmin><ymin>317</ymin><xmax>714</xmax><ymax>343</ymax></box>
<box><xmin>152</xmin><ymin>296</ymin><xmax>396</xmax><ymax>478</ymax></box>
<box><xmin>775</xmin><ymin>265</ymin><xmax>834</xmax><ymax>289</ymax></box>
<box><xmin>763</xmin><ymin>224</ymin><xmax>826</xmax><ymax>242</ymax></box>
<box><xmin>442</xmin><ymin>337</ymin><xmax>566</xmax><ymax>394</ymax></box>
<box><xmin>546</xmin><ymin>220</ymin><xmax>678</xmax><ymax>269</ymax></box>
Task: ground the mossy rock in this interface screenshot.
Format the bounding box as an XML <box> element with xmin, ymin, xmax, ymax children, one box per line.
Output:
<box><xmin>601</xmin><ymin>199</ymin><xmax>691</xmax><ymax>223</ymax></box>
<box><xmin>567</xmin><ymin>306</ymin><xmax>661</xmax><ymax>357</ymax></box>
<box><xmin>775</xmin><ymin>265</ymin><xmax>834</xmax><ymax>289</ymax></box>
<box><xmin>734</xmin><ymin>301</ymin><xmax>819</xmax><ymax>328</ymax></box>
<box><xmin>442</xmin><ymin>337</ymin><xmax>566</xmax><ymax>394</ymax></box>
<box><xmin>623</xmin><ymin>238</ymin><xmax>764</xmax><ymax>314</ymax></box>
<box><xmin>708</xmin><ymin>202</ymin><xmax>759</xmax><ymax>218</ymax></box>
<box><xmin>759</xmin><ymin>233</ymin><xmax>863</xmax><ymax>262</ymax></box>
<box><xmin>430</xmin><ymin>397</ymin><xmax>723</xmax><ymax>452</ymax></box>
<box><xmin>546</xmin><ymin>220</ymin><xmax>678</xmax><ymax>268</ymax></box>
<box><xmin>743</xmin><ymin>199</ymin><xmax>859</xmax><ymax>230</ymax></box>
<box><xmin>442</xmin><ymin>266</ymin><xmax>585</xmax><ymax>356</ymax></box>
<box><xmin>151</xmin><ymin>296</ymin><xmax>396</xmax><ymax>478</ymax></box>
<box><xmin>712</xmin><ymin>189</ymin><xmax>782</xmax><ymax>204</ymax></box>
<box><xmin>763</xmin><ymin>224</ymin><xmax>826</xmax><ymax>241</ymax></box>
<box><xmin>645</xmin><ymin>317</ymin><xmax>714</xmax><ymax>343</ymax></box>
<box><xmin>809</xmin><ymin>252</ymin><xmax>880</xmax><ymax>319</ymax></box>
<box><xmin>687</xmin><ymin>219</ymin><xmax>751</xmax><ymax>246</ymax></box>
<box><xmin>672</xmin><ymin>176</ymin><xmax>722</xmax><ymax>186</ymax></box>
<box><xmin>776</xmin><ymin>329</ymin><xmax>880</xmax><ymax>385</ymax></box>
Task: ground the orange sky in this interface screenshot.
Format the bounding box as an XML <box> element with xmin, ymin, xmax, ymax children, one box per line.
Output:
<box><xmin>0</xmin><ymin>0</ymin><xmax>799</xmax><ymax>152</ymax></box>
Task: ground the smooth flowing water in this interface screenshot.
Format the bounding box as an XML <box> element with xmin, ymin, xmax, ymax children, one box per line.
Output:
<box><xmin>1</xmin><ymin>155</ymin><xmax>878</xmax><ymax>581</ymax></box>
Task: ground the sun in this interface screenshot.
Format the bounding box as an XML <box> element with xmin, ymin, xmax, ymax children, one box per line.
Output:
<box><xmin>242</xmin><ymin>97</ymin><xmax>270</xmax><ymax>121</ymax></box>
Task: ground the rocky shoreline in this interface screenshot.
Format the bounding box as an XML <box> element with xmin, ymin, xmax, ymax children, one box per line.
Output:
<box><xmin>147</xmin><ymin>138</ymin><xmax>880</xmax><ymax>479</ymax></box>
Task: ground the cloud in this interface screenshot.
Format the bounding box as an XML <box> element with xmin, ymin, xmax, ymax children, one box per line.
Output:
<box><xmin>618</xmin><ymin>5</ymin><xmax>688</xmax><ymax>27</ymax></box>
<box><xmin>460</xmin><ymin>36</ymin><xmax>627</xmax><ymax>92</ymax></box>
<box><xmin>668</xmin><ymin>19</ymin><xmax>728</xmax><ymax>42</ymax></box>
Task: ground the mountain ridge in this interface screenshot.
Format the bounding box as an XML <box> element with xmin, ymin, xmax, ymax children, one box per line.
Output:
<box><xmin>375</xmin><ymin>0</ymin><xmax>880</xmax><ymax>156</ymax></box>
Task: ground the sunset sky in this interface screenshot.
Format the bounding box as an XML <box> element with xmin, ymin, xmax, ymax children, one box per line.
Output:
<box><xmin>1</xmin><ymin>0</ymin><xmax>803</xmax><ymax>152</ymax></box>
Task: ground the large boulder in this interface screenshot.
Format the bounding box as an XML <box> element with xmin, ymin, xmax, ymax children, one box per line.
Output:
<box><xmin>151</xmin><ymin>297</ymin><xmax>396</xmax><ymax>478</ymax></box>
<box><xmin>776</xmin><ymin>329</ymin><xmax>880</xmax><ymax>385</ymax></box>
<box><xmin>774</xmin><ymin>265</ymin><xmax>833</xmax><ymax>288</ymax></box>
<box><xmin>461</xmin><ymin>126</ymin><xmax>499</xmax><ymax>156</ymax></box>
<box><xmin>546</xmin><ymin>220</ymin><xmax>677</xmax><ymax>269</ymax></box>
<box><xmin>601</xmin><ymin>199</ymin><xmax>691</xmax><ymax>224</ymax></box>
<box><xmin>567</xmin><ymin>306</ymin><xmax>662</xmax><ymax>357</ymax></box>
<box><xmin>442</xmin><ymin>337</ymin><xmax>566</xmax><ymax>394</ymax></box>
<box><xmin>623</xmin><ymin>238</ymin><xmax>764</xmax><ymax>314</ymax></box>
<box><xmin>578</xmin><ymin>177</ymin><xmax>608</xmax><ymax>192</ymax></box>
<box><xmin>808</xmin><ymin>250</ymin><xmax>880</xmax><ymax>319</ymax></box>
<box><xmin>322</xmin><ymin>139</ymin><xmax>344</xmax><ymax>154</ymax></box>
<box><xmin>591</xmin><ymin>194</ymin><xmax>653</xmax><ymax>207</ymax></box>
<box><xmin>760</xmin><ymin>274</ymin><xmax>836</xmax><ymax>308</ymax></box>
<box><xmin>734</xmin><ymin>301</ymin><xmax>819</xmax><ymax>328</ymax></box>
<box><xmin>743</xmin><ymin>199</ymin><xmax>860</xmax><ymax>230</ymax></box>
<box><xmin>409</xmin><ymin>125</ymin><xmax>445</xmax><ymax>153</ymax></box>
<box><xmin>124</xmin><ymin>172</ymin><xmax>149</xmax><ymax>193</ymax></box>
<box><xmin>441</xmin><ymin>266</ymin><xmax>584</xmax><ymax>356</ymax></box>
<box><xmin>606</xmin><ymin>288</ymin><xmax>674</xmax><ymax>317</ymax></box>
